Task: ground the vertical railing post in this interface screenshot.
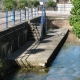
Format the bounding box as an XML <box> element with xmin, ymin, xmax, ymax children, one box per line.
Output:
<box><xmin>37</xmin><ymin>6</ymin><xmax>39</xmax><ymax>16</ymax></box>
<box><xmin>28</xmin><ymin>8</ymin><xmax>29</xmax><ymax>20</ymax></box>
<box><xmin>35</xmin><ymin>7</ymin><xmax>36</xmax><ymax>17</ymax></box>
<box><xmin>13</xmin><ymin>10</ymin><xmax>15</xmax><ymax>25</ymax></box>
<box><xmin>37</xmin><ymin>8</ymin><xmax>38</xmax><ymax>16</ymax></box>
<box><xmin>40</xmin><ymin>20</ymin><xmax>42</xmax><ymax>39</ymax></box>
<box><xmin>20</xmin><ymin>9</ymin><xmax>21</xmax><ymax>23</ymax></box>
<box><xmin>31</xmin><ymin>8</ymin><xmax>33</xmax><ymax>18</ymax></box>
<box><xmin>6</xmin><ymin>10</ymin><xmax>8</xmax><ymax>28</ymax></box>
<box><xmin>25</xmin><ymin>9</ymin><xmax>26</xmax><ymax>20</ymax></box>
<box><xmin>40</xmin><ymin>8</ymin><xmax>43</xmax><ymax>39</ymax></box>
<box><xmin>45</xmin><ymin>7</ymin><xmax>47</xmax><ymax>33</ymax></box>
<box><xmin>44</xmin><ymin>7</ymin><xmax>45</xmax><ymax>21</ymax></box>
<box><xmin>11</xmin><ymin>10</ymin><xmax>15</xmax><ymax>23</ymax></box>
<box><xmin>44</xmin><ymin>6</ymin><xmax>47</xmax><ymax>33</ymax></box>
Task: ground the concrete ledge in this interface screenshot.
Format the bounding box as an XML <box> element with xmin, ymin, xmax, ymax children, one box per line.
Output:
<box><xmin>6</xmin><ymin>27</ymin><xmax>69</xmax><ymax>67</ymax></box>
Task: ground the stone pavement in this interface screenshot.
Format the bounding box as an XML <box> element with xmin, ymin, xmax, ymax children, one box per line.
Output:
<box><xmin>6</xmin><ymin>27</ymin><xmax>69</xmax><ymax>67</ymax></box>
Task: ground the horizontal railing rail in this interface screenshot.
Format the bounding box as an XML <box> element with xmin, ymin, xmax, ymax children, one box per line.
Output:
<box><xmin>0</xmin><ymin>7</ymin><xmax>39</xmax><ymax>30</ymax></box>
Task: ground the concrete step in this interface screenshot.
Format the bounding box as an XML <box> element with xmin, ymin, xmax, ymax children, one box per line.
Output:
<box><xmin>27</xmin><ymin>23</ymin><xmax>41</xmax><ymax>41</ymax></box>
<box><xmin>28</xmin><ymin>25</ymin><xmax>40</xmax><ymax>28</ymax></box>
<box><xmin>28</xmin><ymin>28</ymin><xmax>41</xmax><ymax>31</ymax></box>
<box><xmin>27</xmin><ymin>33</ymin><xmax>40</xmax><ymax>37</ymax></box>
<box><xmin>28</xmin><ymin>28</ymin><xmax>41</xmax><ymax>32</ymax></box>
<box><xmin>28</xmin><ymin>25</ymin><xmax>41</xmax><ymax>33</ymax></box>
<box><xmin>28</xmin><ymin>30</ymin><xmax>40</xmax><ymax>34</ymax></box>
<box><xmin>27</xmin><ymin>30</ymin><xmax>40</xmax><ymax>37</ymax></box>
<box><xmin>29</xmin><ymin>23</ymin><xmax>40</xmax><ymax>27</ymax></box>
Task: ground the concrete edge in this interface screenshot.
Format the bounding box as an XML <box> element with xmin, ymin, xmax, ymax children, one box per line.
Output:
<box><xmin>45</xmin><ymin>29</ymin><xmax>69</xmax><ymax>67</ymax></box>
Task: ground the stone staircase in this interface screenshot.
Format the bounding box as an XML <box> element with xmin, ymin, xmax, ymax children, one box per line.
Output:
<box><xmin>27</xmin><ymin>23</ymin><xmax>41</xmax><ymax>41</ymax></box>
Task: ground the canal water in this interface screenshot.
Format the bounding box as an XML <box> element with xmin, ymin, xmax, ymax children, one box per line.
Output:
<box><xmin>4</xmin><ymin>32</ymin><xmax>80</xmax><ymax>80</ymax></box>
<box><xmin>46</xmin><ymin>42</ymin><xmax>80</xmax><ymax>80</ymax></box>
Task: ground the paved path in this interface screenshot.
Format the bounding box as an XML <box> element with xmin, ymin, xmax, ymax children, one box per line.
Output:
<box><xmin>6</xmin><ymin>27</ymin><xmax>68</xmax><ymax>67</ymax></box>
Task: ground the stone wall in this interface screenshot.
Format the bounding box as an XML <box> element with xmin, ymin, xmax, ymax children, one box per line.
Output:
<box><xmin>0</xmin><ymin>22</ymin><xmax>28</xmax><ymax>59</ymax></box>
<box><xmin>0</xmin><ymin>16</ymin><xmax>42</xmax><ymax>59</ymax></box>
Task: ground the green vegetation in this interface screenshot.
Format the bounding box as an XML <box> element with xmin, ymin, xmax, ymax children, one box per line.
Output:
<box><xmin>3</xmin><ymin>0</ymin><xmax>17</xmax><ymax>10</ymax></box>
<box><xmin>17</xmin><ymin>0</ymin><xmax>28</xmax><ymax>9</ymax></box>
<box><xmin>69</xmin><ymin>0</ymin><xmax>80</xmax><ymax>38</ymax></box>
<box><xmin>32</xmin><ymin>0</ymin><xmax>40</xmax><ymax>7</ymax></box>
<box><xmin>3</xmin><ymin>0</ymin><xmax>40</xmax><ymax>10</ymax></box>
<box><xmin>46</xmin><ymin>0</ymin><xmax>56</xmax><ymax>7</ymax></box>
<box><xmin>27</xmin><ymin>0</ymin><xmax>33</xmax><ymax>8</ymax></box>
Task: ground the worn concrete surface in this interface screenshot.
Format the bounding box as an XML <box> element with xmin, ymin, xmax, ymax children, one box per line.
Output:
<box><xmin>6</xmin><ymin>27</ymin><xmax>69</xmax><ymax>67</ymax></box>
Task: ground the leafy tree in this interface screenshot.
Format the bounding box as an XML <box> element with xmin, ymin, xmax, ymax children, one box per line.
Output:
<box><xmin>27</xmin><ymin>0</ymin><xmax>33</xmax><ymax>8</ymax></box>
<box><xmin>32</xmin><ymin>0</ymin><xmax>40</xmax><ymax>7</ymax></box>
<box><xmin>69</xmin><ymin>0</ymin><xmax>80</xmax><ymax>38</ymax></box>
<box><xmin>17</xmin><ymin>0</ymin><xmax>28</xmax><ymax>9</ymax></box>
<box><xmin>3</xmin><ymin>0</ymin><xmax>17</xmax><ymax>10</ymax></box>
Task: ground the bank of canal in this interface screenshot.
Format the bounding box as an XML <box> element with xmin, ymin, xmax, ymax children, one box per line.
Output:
<box><xmin>1</xmin><ymin>32</ymin><xmax>80</xmax><ymax>80</ymax></box>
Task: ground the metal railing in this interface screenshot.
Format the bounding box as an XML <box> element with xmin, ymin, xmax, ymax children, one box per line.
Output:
<box><xmin>40</xmin><ymin>6</ymin><xmax>47</xmax><ymax>39</ymax></box>
<box><xmin>0</xmin><ymin>7</ymin><xmax>39</xmax><ymax>30</ymax></box>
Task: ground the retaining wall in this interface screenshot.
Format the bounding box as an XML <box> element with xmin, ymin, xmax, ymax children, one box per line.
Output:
<box><xmin>0</xmin><ymin>16</ymin><xmax>44</xmax><ymax>59</ymax></box>
<box><xmin>0</xmin><ymin>22</ymin><xmax>28</xmax><ymax>59</ymax></box>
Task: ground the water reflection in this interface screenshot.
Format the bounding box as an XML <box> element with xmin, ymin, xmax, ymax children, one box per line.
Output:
<box><xmin>4</xmin><ymin>67</ymin><xmax>48</xmax><ymax>80</ymax></box>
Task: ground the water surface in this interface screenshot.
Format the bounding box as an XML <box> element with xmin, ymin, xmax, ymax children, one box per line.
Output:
<box><xmin>46</xmin><ymin>42</ymin><xmax>80</xmax><ymax>80</ymax></box>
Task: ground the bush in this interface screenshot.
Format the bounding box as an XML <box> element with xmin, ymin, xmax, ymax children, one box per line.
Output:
<box><xmin>71</xmin><ymin>0</ymin><xmax>80</xmax><ymax>9</ymax></box>
<box><xmin>27</xmin><ymin>0</ymin><xmax>33</xmax><ymax>8</ymax></box>
<box><xmin>70</xmin><ymin>7</ymin><xmax>77</xmax><ymax>15</ymax></box>
<box><xmin>69</xmin><ymin>15</ymin><xmax>80</xmax><ymax>26</ymax></box>
<box><xmin>32</xmin><ymin>0</ymin><xmax>40</xmax><ymax>7</ymax></box>
<box><xmin>69</xmin><ymin>0</ymin><xmax>80</xmax><ymax>38</ymax></box>
<box><xmin>3</xmin><ymin>0</ymin><xmax>17</xmax><ymax>10</ymax></box>
<box><xmin>46</xmin><ymin>0</ymin><xmax>56</xmax><ymax>7</ymax></box>
<box><xmin>17</xmin><ymin>0</ymin><xmax>28</xmax><ymax>9</ymax></box>
<box><xmin>73</xmin><ymin>22</ymin><xmax>80</xmax><ymax>38</ymax></box>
